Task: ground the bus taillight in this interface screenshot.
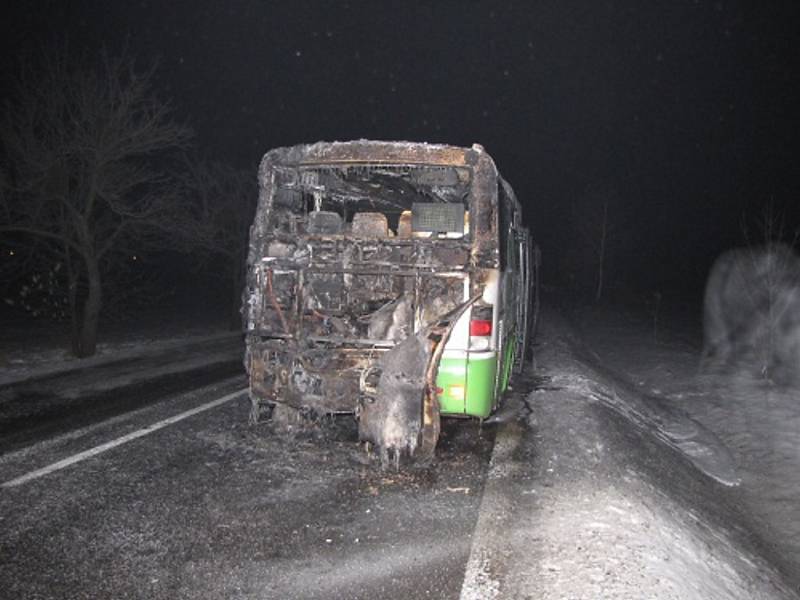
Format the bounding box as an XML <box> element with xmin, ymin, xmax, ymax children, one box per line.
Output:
<box><xmin>469</xmin><ymin>306</ymin><xmax>493</xmax><ymax>351</ymax></box>
<box><xmin>469</xmin><ymin>319</ymin><xmax>492</xmax><ymax>337</ymax></box>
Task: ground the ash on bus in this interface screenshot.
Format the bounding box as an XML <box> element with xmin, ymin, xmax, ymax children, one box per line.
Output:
<box><xmin>243</xmin><ymin>140</ymin><xmax>539</xmax><ymax>465</ymax></box>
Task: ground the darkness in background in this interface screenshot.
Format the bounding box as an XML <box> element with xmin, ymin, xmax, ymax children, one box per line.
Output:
<box><xmin>2</xmin><ymin>1</ymin><xmax>799</xmax><ymax>305</ymax></box>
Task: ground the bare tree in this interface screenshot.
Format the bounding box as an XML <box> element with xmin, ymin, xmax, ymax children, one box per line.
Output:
<box><xmin>0</xmin><ymin>46</ymin><xmax>192</xmax><ymax>356</ymax></box>
<box><xmin>178</xmin><ymin>159</ymin><xmax>257</xmax><ymax>329</ymax></box>
<box><xmin>737</xmin><ymin>201</ymin><xmax>800</xmax><ymax>381</ymax></box>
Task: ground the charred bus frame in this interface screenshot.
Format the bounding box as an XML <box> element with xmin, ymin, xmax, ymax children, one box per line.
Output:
<box><xmin>243</xmin><ymin>140</ymin><xmax>537</xmax><ymax>462</ymax></box>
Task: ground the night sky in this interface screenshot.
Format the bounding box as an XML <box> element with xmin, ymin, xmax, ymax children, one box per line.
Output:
<box><xmin>4</xmin><ymin>1</ymin><xmax>800</xmax><ymax>297</ymax></box>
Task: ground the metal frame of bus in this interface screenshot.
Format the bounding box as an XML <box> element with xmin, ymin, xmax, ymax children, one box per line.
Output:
<box><xmin>243</xmin><ymin>140</ymin><xmax>536</xmax><ymax>461</ymax></box>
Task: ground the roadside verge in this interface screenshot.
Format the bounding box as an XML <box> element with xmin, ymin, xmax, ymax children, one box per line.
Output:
<box><xmin>460</xmin><ymin>313</ymin><xmax>797</xmax><ymax>599</ymax></box>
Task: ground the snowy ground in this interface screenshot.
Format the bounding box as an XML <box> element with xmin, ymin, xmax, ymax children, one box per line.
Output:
<box><xmin>0</xmin><ymin>306</ymin><xmax>234</xmax><ymax>387</ymax></box>
<box><xmin>0</xmin><ymin>306</ymin><xmax>243</xmax><ymax>456</ymax></box>
<box><xmin>2</xmin><ymin>299</ymin><xmax>799</xmax><ymax>597</ymax></box>
<box><xmin>462</xmin><ymin>306</ymin><xmax>798</xmax><ymax>598</ymax></box>
<box><xmin>566</xmin><ymin>297</ymin><xmax>800</xmax><ymax>588</ymax></box>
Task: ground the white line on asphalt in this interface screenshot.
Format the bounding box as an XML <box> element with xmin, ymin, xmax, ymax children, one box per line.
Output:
<box><xmin>459</xmin><ymin>418</ymin><xmax>524</xmax><ymax>600</ymax></box>
<box><xmin>2</xmin><ymin>387</ymin><xmax>248</xmax><ymax>488</ymax></box>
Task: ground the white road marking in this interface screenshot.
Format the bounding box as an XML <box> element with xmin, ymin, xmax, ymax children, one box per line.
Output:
<box><xmin>459</xmin><ymin>418</ymin><xmax>524</xmax><ymax>600</ymax></box>
<box><xmin>2</xmin><ymin>387</ymin><xmax>247</xmax><ymax>488</ymax></box>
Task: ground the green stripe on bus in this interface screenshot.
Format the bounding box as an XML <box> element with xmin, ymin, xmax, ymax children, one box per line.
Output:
<box><xmin>501</xmin><ymin>334</ymin><xmax>516</xmax><ymax>393</ymax></box>
<box><xmin>437</xmin><ymin>354</ymin><xmax>497</xmax><ymax>418</ymax></box>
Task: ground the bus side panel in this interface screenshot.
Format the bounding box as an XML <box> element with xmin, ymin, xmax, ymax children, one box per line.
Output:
<box><xmin>500</xmin><ymin>330</ymin><xmax>516</xmax><ymax>394</ymax></box>
<box><xmin>437</xmin><ymin>357</ymin><xmax>467</xmax><ymax>414</ymax></box>
<box><xmin>465</xmin><ymin>353</ymin><xmax>497</xmax><ymax>418</ymax></box>
<box><xmin>437</xmin><ymin>353</ymin><xmax>497</xmax><ymax>418</ymax></box>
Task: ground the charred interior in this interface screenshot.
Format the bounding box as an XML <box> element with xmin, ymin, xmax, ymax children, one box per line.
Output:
<box><xmin>244</xmin><ymin>142</ymin><xmax>500</xmax><ymax>426</ymax></box>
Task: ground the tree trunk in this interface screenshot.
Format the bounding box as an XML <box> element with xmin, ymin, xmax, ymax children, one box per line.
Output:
<box><xmin>65</xmin><ymin>253</ymin><xmax>82</xmax><ymax>357</ymax></box>
<box><xmin>229</xmin><ymin>259</ymin><xmax>244</xmax><ymax>331</ymax></box>
<box><xmin>77</xmin><ymin>255</ymin><xmax>102</xmax><ymax>357</ymax></box>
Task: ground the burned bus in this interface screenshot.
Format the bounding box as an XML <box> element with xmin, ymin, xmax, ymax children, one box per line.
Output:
<box><xmin>243</xmin><ymin>140</ymin><xmax>537</xmax><ymax>464</ymax></box>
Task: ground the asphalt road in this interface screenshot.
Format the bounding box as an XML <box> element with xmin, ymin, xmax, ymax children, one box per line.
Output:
<box><xmin>2</xmin><ymin>320</ymin><xmax>796</xmax><ymax>598</ymax></box>
<box><xmin>0</xmin><ymin>336</ymin><xmax>243</xmax><ymax>455</ymax></box>
<box><xmin>0</xmin><ymin>372</ymin><xmax>501</xmax><ymax>599</ymax></box>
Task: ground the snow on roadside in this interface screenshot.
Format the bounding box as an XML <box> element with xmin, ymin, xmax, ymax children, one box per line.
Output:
<box><xmin>0</xmin><ymin>331</ymin><xmax>240</xmax><ymax>388</ymax></box>
<box><xmin>549</xmin><ymin>365</ymin><xmax>740</xmax><ymax>486</ymax></box>
<box><xmin>692</xmin><ymin>371</ymin><xmax>800</xmax><ymax>580</ymax></box>
<box><xmin>566</xmin><ymin>301</ymin><xmax>800</xmax><ymax>587</ymax></box>
<box><xmin>463</xmin><ymin>315</ymin><xmax>797</xmax><ymax>599</ymax></box>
